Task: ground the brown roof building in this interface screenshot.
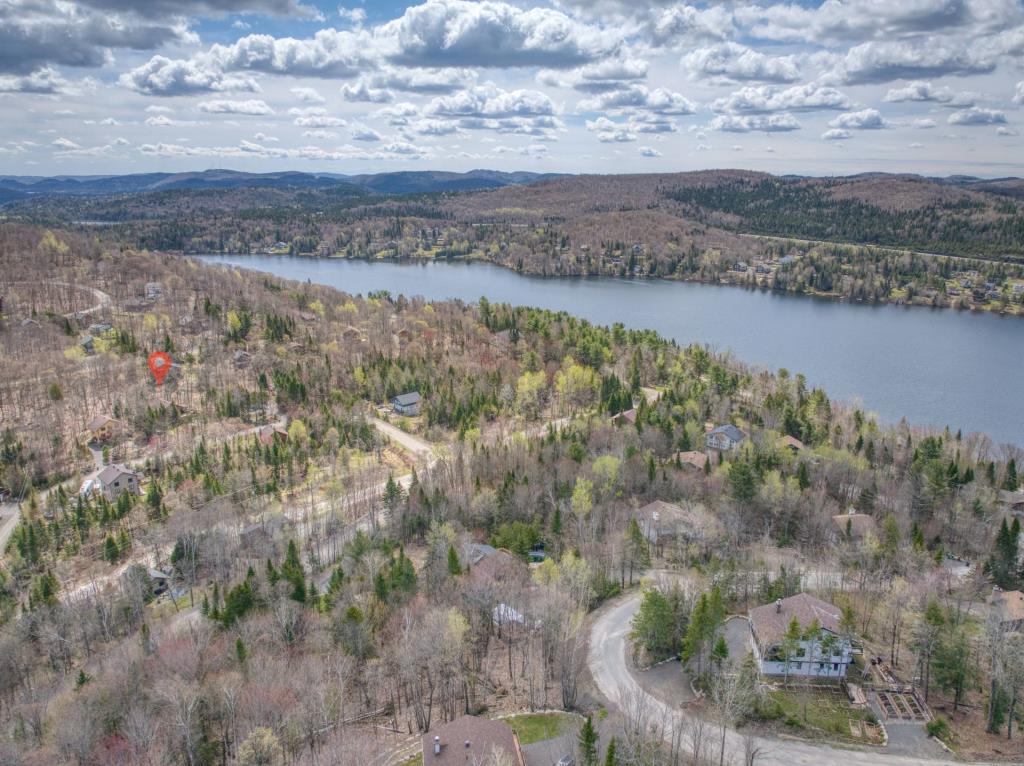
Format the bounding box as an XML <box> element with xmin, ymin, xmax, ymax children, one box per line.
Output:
<box><xmin>422</xmin><ymin>715</ymin><xmax>525</xmax><ymax>766</ymax></box>
<box><xmin>780</xmin><ymin>435</ymin><xmax>805</xmax><ymax>451</ymax></box>
<box><xmin>676</xmin><ymin>451</ymin><xmax>708</xmax><ymax>470</ymax></box>
<box><xmin>749</xmin><ymin>593</ymin><xmax>842</xmax><ymax>650</ymax></box>
<box><xmin>748</xmin><ymin>593</ymin><xmax>853</xmax><ymax>679</ymax></box>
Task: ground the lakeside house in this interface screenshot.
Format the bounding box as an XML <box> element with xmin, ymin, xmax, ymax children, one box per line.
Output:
<box><xmin>748</xmin><ymin>593</ymin><xmax>853</xmax><ymax>680</ymax></box>
<box><xmin>391</xmin><ymin>391</ymin><xmax>422</xmax><ymax>416</ymax></box>
<box><xmin>705</xmin><ymin>424</ymin><xmax>746</xmax><ymax>452</ymax></box>
<box><xmin>422</xmin><ymin>715</ymin><xmax>525</xmax><ymax>766</ymax></box>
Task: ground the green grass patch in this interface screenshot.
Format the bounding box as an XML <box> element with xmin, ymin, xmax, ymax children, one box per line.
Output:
<box><xmin>504</xmin><ymin>712</ymin><xmax>575</xmax><ymax>745</ymax></box>
<box><xmin>763</xmin><ymin>689</ymin><xmax>880</xmax><ymax>743</ymax></box>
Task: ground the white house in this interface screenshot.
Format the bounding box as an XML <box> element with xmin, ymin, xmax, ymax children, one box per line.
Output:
<box><xmin>748</xmin><ymin>593</ymin><xmax>853</xmax><ymax>680</ymax></box>
<box><xmin>705</xmin><ymin>424</ymin><xmax>746</xmax><ymax>451</ymax></box>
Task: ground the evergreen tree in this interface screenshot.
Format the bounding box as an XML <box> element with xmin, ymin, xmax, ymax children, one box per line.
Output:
<box><xmin>1005</xmin><ymin>460</ymin><xmax>1020</xmax><ymax>492</ymax></box>
<box><xmin>603</xmin><ymin>737</ymin><xmax>617</xmax><ymax>766</ymax></box>
<box><xmin>578</xmin><ymin>716</ymin><xmax>598</xmax><ymax>766</ymax></box>
<box><xmin>103</xmin><ymin>534</ymin><xmax>119</xmax><ymax>564</ymax></box>
<box><xmin>235</xmin><ymin>636</ymin><xmax>248</xmax><ymax>664</ymax></box>
<box><xmin>729</xmin><ymin>461</ymin><xmax>758</xmax><ymax>504</ymax></box>
<box><xmin>446</xmin><ymin>544</ymin><xmax>462</xmax><ymax>576</ymax></box>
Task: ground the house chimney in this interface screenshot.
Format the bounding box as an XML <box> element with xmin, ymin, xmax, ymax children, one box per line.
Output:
<box><xmin>433</xmin><ymin>736</ymin><xmax>440</xmax><ymax>756</ymax></box>
<box><xmin>775</xmin><ymin>599</ymin><xmax>782</xmax><ymax>613</ymax></box>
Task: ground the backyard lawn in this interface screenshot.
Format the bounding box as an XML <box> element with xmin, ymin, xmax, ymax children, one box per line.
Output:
<box><xmin>503</xmin><ymin>712</ymin><xmax>578</xmax><ymax>745</ymax></box>
<box><xmin>766</xmin><ymin>689</ymin><xmax>883</xmax><ymax>744</ymax></box>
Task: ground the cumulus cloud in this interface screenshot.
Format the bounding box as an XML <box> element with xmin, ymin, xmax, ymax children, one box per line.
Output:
<box><xmin>882</xmin><ymin>80</ymin><xmax>976</xmax><ymax>105</ymax></box>
<box><xmin>650</xmin><ymin>4</ymin><xmax>734</xmax><ymax>46</ymax></box>
<box><xmin>375</xmin><ymin>102</ymin><xmax>419</xmax><ymax>126</ymax></box>
<box><xmin>541</xmin><ymin>57</ymin><xmax>648</xmax><ymax>93</ymax></box>
<box><xmin>1015</xmin><ymin>81</ymin><xmax>1024</xmax><ymax>105</ymax></box>
<box><xmin>829</xmin><ymin>108</ymin><xmax>890</xmax><ymax>129</ymax></box>
<box><xmin>0</xmin><ymin>1</ymin><xmax>194</xmax><ymax>75</ymax></box>
<box><xmin>837</xmin><ymin>40</ymin><xmax>995</xmax><ymax>84</ymax></box>
<box><xmin>409</xmin><ymin>118</ymin><xmax>460</xmax><ymax>135</ymax></box>
<box><xmin>428</xmin><ymin>84</ymin><xmax>556</xmax><ymax>119</ymax></box>
<box><xmin>710</xmin><ymin>113</ymin><xmax>801</xmax><ymax>132</ymax></box>
<box><xmin>711</xmin><ymin>83</ymin><xmax>852</xmax><ymax>114</ymax></box>
<box><xmin>578</xmin><ymin>84</ymin><xmax>696</xmax><ymax>115</ymax></box>
<box><xmin>382</xmin><ymin>0</ymin><xmax>619</xmax><ymax>69</ymax></box>
<box><xmin>120</xmin><ymin>55</ymin><xmax>259</xmax><ymax>96</ymax></box>
<box><xmin>682</xmin><ymin>42</ymin><xmax>800</xmax><ymax>84</ymax></box>
<box><xmin>290</xmin><ymin>86</ymin><xmax>325</xmax><ymax>103</ymax></box>
<box><xmin>341</xmin><ymin>81</ymin><xmax>394</xmax><ymax>103</ymax></box>
<box><xmin>0</xmin><ymin>67</ymin><xmax>72</xmax><ymax>94</ymax></box>
<box><xmin>734</xmin><ymin>0</ymin><xmax>1014</xmax><ymax>46</ymax></box>
<box><xmin>822</xmin><ymin>128</ymin><xmax>853</xmax><ymax>140</ymax></box>
<box><xmin>996</xmin><ymin>126</ymin><xmax>1018</xmax><ymax>136</ymax></box>
<box><xmin>52</xmin><ymin>137</ymin><xmax>81</xmax><ymax>150</ymax></box>
<box><xmin>197</xmin><ymin>99</ymin><xmax>274</xmax><ymax>115</ymax></box>
<box><xmin>947</xmin><ymin>107</ymin><xmax>1007</xmax><ymax>125</ymax></box>
<box><xmin>289</xmin><ymin>107</ymin><xmax>348</xmax><ymax>127</ymax></box>
<box><xmin>640</xmin><ymin>146</ymin><xmax>661</xmax><ymax>157</ymax></box>
<box><xmin>585</xmin><ymin>116</ymin><xmax>636</xmax><ymax>142</ymax></box>
<box><xmin>138</xmin><ymin>139</ymin><xmax>430</xmax><ymax>161</ymax></box>
<box><xmin>350</xmin><ymin>124</ymin><xmax>382</xmax><ymax>141</ymax></box>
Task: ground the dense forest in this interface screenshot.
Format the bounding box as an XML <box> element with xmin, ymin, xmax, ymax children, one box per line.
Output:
<box><xmin>1</xmin><ymin>224</ymin><xmax>1023</xmax><ymax>764</ymax></box>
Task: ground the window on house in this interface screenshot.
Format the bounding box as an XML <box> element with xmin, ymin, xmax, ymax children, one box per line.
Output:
<box><xmin>833</xmin><ymin>663</ymin><xmax>839</xmax><ymax>671</ymax></box>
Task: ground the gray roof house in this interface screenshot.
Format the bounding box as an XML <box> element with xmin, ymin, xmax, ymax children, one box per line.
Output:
<box><xmin>391</xmin><ymin>391</ymin><xmax>422</xmax><ymax>416</ymax></box>
<box><xmin>94</xmin><ymin>464</ymin><xmax>142</xmax><ymax>501</ymax></box>
<box><xmin>705</xmin><ymin>424</ymin><xmax>746</xmax><ymax>451</ymax></box>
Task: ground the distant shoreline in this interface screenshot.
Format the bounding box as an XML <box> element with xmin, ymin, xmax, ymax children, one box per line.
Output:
<box><xmin>186</xmin><ymin>250</ymin><xmax>1024</xmax><ymax>320</ymax></box>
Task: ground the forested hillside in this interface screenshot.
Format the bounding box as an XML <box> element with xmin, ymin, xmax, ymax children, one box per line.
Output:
<box><xmin>5</xmin><ymin>170</ymin><xmax>1024</xmax><ymax>315</ymax></box>
<box><xmin>1</xmin><ymin>225</ymin><xmax>1023</xmax><ymax>763</ymax></box>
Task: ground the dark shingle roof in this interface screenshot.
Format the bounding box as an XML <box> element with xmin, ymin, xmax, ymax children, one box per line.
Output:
<box><xmin>393</xmin><ymin>392</ymin><xmax>421</xmax><ymax>406</ymax></box>
<box><xmin>749</xmin><ymin>593</ymin><xmax>842</xmax><ymax>648</ymax></box>
<box><xmin>709</xmin><ymin>424</ymin><xmax>744</xmax><ymax>441</ymax></box>
<box><xmin>422</xmin><ymin>715</ymin><xmax>523</xmax><ymax>766</ymax></box>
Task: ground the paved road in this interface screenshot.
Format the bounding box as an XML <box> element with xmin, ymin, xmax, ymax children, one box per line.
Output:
<box><xmin>587</xmin><ymin>589</ymin><xmax>985</xmax><ymax>766</ymax></box>
<box><xmin>0</xmin><ymin>505</ymin><xmax>20</xmax><ymax>553</ymax></box>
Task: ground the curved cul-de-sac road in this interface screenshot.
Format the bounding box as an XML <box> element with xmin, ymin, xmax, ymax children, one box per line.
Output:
<box><xmin>588</xmin><ymin>589</ymin><xmax>989</xmax><ymax>766</ymax></box>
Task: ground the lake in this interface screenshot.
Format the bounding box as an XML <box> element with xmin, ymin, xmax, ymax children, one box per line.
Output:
<box><xmin>195</xmin><ymin>255</ymin><xmax>1024</xmax><ymax>446</ymax></box>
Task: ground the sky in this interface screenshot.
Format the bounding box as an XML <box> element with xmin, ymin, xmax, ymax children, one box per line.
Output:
<box><xmin>1</xmin><ymin>0</ymin><xmax>1023</xmax><ymax>177</ymax></box>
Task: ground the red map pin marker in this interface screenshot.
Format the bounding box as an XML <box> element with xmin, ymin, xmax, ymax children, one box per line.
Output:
<box><xmin>148</xmin><ymin>351</ymin><xmax>172</xmax><ymax>387</ymax></box>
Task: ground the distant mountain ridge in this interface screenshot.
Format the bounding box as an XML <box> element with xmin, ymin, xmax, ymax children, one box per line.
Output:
<box><xmin>0</xmin><ymin>169</ymin><xmax>561</xmax><ymax>200</ymax></box>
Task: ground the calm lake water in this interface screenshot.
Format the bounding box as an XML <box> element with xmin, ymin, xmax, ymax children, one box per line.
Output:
<box><xmin>196</xmin><ymin>255</ymin><xmax>1024</xmax><ymax>446</ymax></box>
